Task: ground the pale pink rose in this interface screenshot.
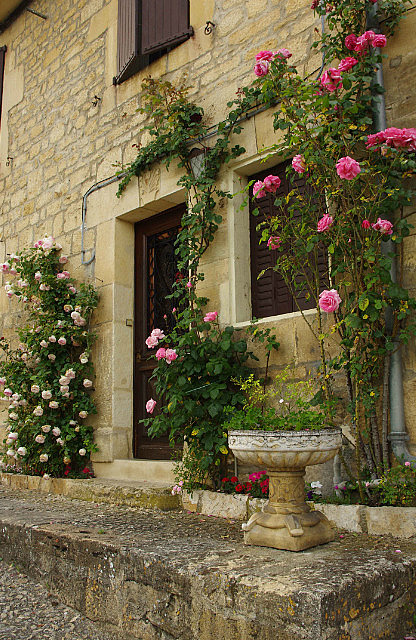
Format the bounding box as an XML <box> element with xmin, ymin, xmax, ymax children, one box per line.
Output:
<box><xmin>203</xmin><ymin>311</ymin><xmax>218</xmax><ymax>322</ymax></box>
<box><xmin>69</xmin><ymin>420</ymin><xmax>77</xmax><ymax>426</ymax></box>
<box><xmin>39</xmin><ymin>453</ymin><xmax>48</xmax><ymax>462</ymax></box>
<box><xmin>59</xmin><ymin>376</ymin><xmax>70</xmax><ymax>386</ymax></box>
<box><xmin>318</xmin><ymin>289</ymin><xmax>342</xmax><ymax>313</ymax></box>
<box><xmin>274</xmin><ymin>48</ymin><xmax>292</xmax><ymax>60</ymax></box>
<box><xmin>317</xmin><ymin>214</ymin><xmax>334</xmax><ymax>232</ymax></box>
<box><xmin>39</xmin><ymin>283</ymin><xmax>50</xmax><ymax>291</ymax></box>
<box><xmin>151</xmin><ymin>328</ymin><xmax>165</xmax><ymax>339</ymax></box>
<box><xmin>17</xmin><ymin>446</ymin><xmax>26</xmax><ymax>456</ymax></box>
<box><xmin>263</xmin><ymin>175</ymin><xmax>281</xmax><ymax>193</ymax></box>
<box><xmin>71</xmin><ymin>311</ymin><xmax>80</xmax><ymax>320</ymax></box>
<box><xmin>372</xmin><ymin>218</ymin><xmax>393</xmax><ymax>235</ymax></box>
<box><xmin>146</xmin><ymin>398</ymin><xmax>157</xmax><ymax>414</ymax></box>
<box><xmin>41</xmin><ymin>390</ymin><xmax>52</xmax><ymax>400</ymax></box>
<box><xmin>255</xmin><ymin>50</ymin><xmax>274</xmax><ymax>62</ymax></box>
<box><xmin>8</xmin><ymin>412</ymin><xmax>18</xmax><ymax>420</ymax></box>
<box><xmin>320</xmin><ymin>68</ymin><xmax>342</xmax><ymax>92</ymax></box>
<box><xmin>58</xmin><ymin>337</ymin><xmax>66</xmax><ymax>345</ymax></box>
<box><xmin>9</xmin><ymin>267</ymin><xmax>17</xmax><ymax>276</ymax></box>
<box><xmin>0</xmin><ymin>262</ymin><xmax>10</xmax><ymax>273</ymax></box>
<box><xmin>165</xmin><ymin>348</ymin><xmax>178</xmax><ymax>364</ymax></box>
<box><xmin>155</xmin><ymin>347</ymin><xmax>167</xmax><ymax>360</ymax></box>
<box><xmin>40</xmin><ymin>340</ymin><xmax>48</xmax><ymax>348</ymax></box>
<box><xmin>6</xmin><ymin>449</ymin><xmax>15</xmax><ymax>457</ymax></box>
<box><xmin>79</xmin><ymin>410</ymin><xmax>88</xmax><ymax>419</ymax></box>
<box><xmin>68</xmin><ymin>286</ymin><xmax>77</xmax><ymax>294</ymax></box>
<box><xmin>79</xmin><ymin>448</ymin><xmax>86</xmax><ymax>456</ymax></box>
<box><xmin>56</xmin><ymin>272</ymin><xmax>69</xmax><ymax>280</ymax></box>
<box><xmin>79</xmin><ymin>353</ymin><xmax>88</xmax><ymax>364</ymax></box>
<box><xmin>52</xmin><ymin>427</ymin><xmax>61</xmax><ymax>436</ymax></box>
<box><xmin>34</xmin><ymin>271</ymin><xmax>42</xmax><ymax>281</ymax></box>
<box><xmin>35</xmin><ymin>434</ymin><xmax>45</xmax><ymax>444</ymax></box>
<box><xmin>48</xmin><ymin>335</ymin><xmax>56</xmax><ymax>343</ymax></box>
<box><xmin>60</xmin><ymin>385</ymin><xmax>69</xmax><ymax>393</ymax></box>
<box><xmin>292</xmin><ymin>154</ymin><xmax>306</xmax><ymax>173</ymax></box>
<box><xmin>0</xmin><ymin>377</ymin><xmax>6</xmax><ymax>385</ymax></box>
<box><xmin>56</xmin><ymin>438</ymin><xmax>64</xmax><ymax>446</ymax></box>
<box><xmin>3</xmin><ymin>388</ymin><xmax>12</xmax><ymax>397</ymax></box>
<box><xmin>338</xmin><ymin>57</ymin><xmax>358</xmax><ymax>72</ymax></box>
<box><xmin>405</xmin><ymin>461</ymin><xmax>411</xmax><ymax>467</ymax></box>
<box><xmin>253</xmin><ymin>180</ymin><xmax>267</xmax><ymax>199</ymax></box>
<box><xmin>254</xmin><ymin>59</ymin><xmax>269</xmax><ymax>77</ymax></box>
<box><xmin>40</xmin><ymin>236</ymin><xmax>54</xmax><ymax>250</ymax></box>
<box><xmin>145</xmin><ymin>335</ymin><xmax>159</xmax><ymax>349</ymax></box>
<box><xmin>371</xmin><ymin>33</ymin><xmax>387</xmax><ymax>48</ymax></box>
<box><xmin>83</xmin><ymin>379</ymin><xmax>93</xmax><ymax>388</ymax></box>
<box><xmin>31</xmin><ymin>384</ymin><xmax>40</xmax><ymax>393</ymax></box>
<box><xmin>49</xmin><ymin>401</ymin><xmax>59</xmax><ymax>409</ymax></box>
<box><xmin>64</xmin><ymin>304</ymin><xmax>72</xmax><ymax>313</ymax></box>
<box><xmin>362</xmin><ymin>219</ymin><xmax>371</xmax><ymax>229</ymax></box>
<box><xmin>59</xmin><ymin>255</ymin><xmax>68</xmax><ymax>264</ymax></box>
<box><xmin>41</xmin><ymin>425</ymin><xmax>51</xmax><ymax>433</ymax></box>
<box><xmin>33</xmin><ymin>406</ymin><xmax>44</xmax><ymax>416</ymax></box>
<box><xmin>267</xmin><ymin>236</ymin><xmax>281</xmax><ymax>250</ymax></box>
<box><xmin>65</xmin><ymin>369</ymin><xmax>76</xmax><ymax>379</ymax></box>
<box><xmin>336</xmin><ymin>156</ymin><xmax>361</xmax><ymax>180</ymax></box>
<box><xmin>48</xmin><ymin>354</ymin><xmax>56</xmax><ymax>362</ymax></box>
<box><xmin>8</xmin><ymin>432</ymin><xmax>18</xmax><ymax>440</ymax></box>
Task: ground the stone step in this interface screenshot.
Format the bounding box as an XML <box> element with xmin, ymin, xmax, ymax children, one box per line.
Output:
<box><xmin>0</xmin><ymin>472</ymin><xmax>179</xmax><ymax>511</ymax></box>
<box><xmin>0</xmin><ymin>484</ymin><xmax>415</xmax><ymax>640</ymax></box>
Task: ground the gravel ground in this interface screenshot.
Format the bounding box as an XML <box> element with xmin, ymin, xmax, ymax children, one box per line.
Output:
<box><xmin>0</xmin><ymin>559</ymin><xmax>117</xmax><ymax>640</ymax></box>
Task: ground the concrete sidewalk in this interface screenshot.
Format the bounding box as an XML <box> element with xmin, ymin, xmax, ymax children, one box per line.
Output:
<box><xmin>0</xmin><ymin>484</ymin><xmax>415</xmax><ymax>640</ymax></box>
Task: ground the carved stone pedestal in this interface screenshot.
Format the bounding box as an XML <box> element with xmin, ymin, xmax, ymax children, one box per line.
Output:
<box><xmin>228</xmin><ymin>429</ymin><xmax>342</xmax><ymax>552</ymax></box>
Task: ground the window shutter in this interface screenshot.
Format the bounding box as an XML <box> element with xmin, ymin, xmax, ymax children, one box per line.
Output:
<box><xmin>141</xmin><ymin>0</ymin><xmax>193</xmax><ymax>55</ymax></box>
<box><xmin>115</xmin><ymin>0</ymin><xmax>140</xmax><ymax>84</ymax></box>
<box><xmin>0</xmin><ymin>46</ymin><xmax>6</xmax><ymax>129</ymax></box>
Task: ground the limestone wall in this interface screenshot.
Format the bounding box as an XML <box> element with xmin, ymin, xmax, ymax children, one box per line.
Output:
<box><xmin>0</xmin><ymin>0</ymin><xmax>415</xmax><ymax>467</ymax></box>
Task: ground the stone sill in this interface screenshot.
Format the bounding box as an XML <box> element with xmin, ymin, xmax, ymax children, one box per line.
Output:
<box><xmin>182</xmin><ymin>489</ymin><xmax>416</xmax><ymax>539</ymax></box>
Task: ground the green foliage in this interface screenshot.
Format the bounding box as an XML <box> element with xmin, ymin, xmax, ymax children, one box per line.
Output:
<box><xmin>0</xmin><ymin>238</ymin><xmax>98</xmax><ymax>477</ymax></box>
<box><xmin>378</xmin><ymin>461</ymin><xmax>416</xmax><ymax>506</ymax></box>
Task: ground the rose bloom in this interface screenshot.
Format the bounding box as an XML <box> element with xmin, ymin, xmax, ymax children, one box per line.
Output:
<box><xmin>0</xmin><ymin>377</ymin><xmax>6</xmax><ymax>385</ymax></box>
<box><xmin>35</xmin><ymin>434</ymin><xmax>45</xmax><ymax>444</ymax></box>
<box><xmin>39</xmin><ymin>453</ymin><xmax>49</xmax><ymax>463</ymax></box>
<box><xmin>34</xmin><ymin>271</ymin><xmax>42</xmax><ymax>281</ymax></box>
<box><xmin>41</xmin><ymin>390</ymin><xmax>52</xmax><ymax>400</ymax></box>
<box><xmin>186</xmin><ymin>281</ymin><xmax>192</xmax><ymax>289</ymax></box>
<box><xmin>0</xmin><ymin>262</ymin><xmax>10</xmax><ymax>273</ymax></box>
<box><xmin>338</xmin><ymin>57</ymin><xmax>358</xmax><ymax>72</ymax></box>
<box><xmin>372</xmin><ymin>218</ymin><xmax>393</xmax><ymax>235</ymax></box>
<box><xmin>292</xmin><ymin>154</ymin><xmax>306</xmax><ymax>173</ymax></box>
<box><xmin>17</xmin><ymin>446</ymin><xmax>26</xmax><ymax>456</ymax></box>
<box><xmin>49</xmin><ymin>401</ymin><xmax>59</xmax><ymax>409</ymax></box>
<box><xmin>274</xmin><ymin>48</ymin><xmax>292</xmax><ymax>60</ymax></box>
<box><xmin>372</xmin><ymin>33</ymin><xmax>387</xmax><ymax>48</ymax></box>
<box><xmin>145</xmin><ymin>335</ymin><xmax>158</xmax><ymax>349</ymax></box>
<box><xmin>6</xmin><ymin>449</ymin><xmax>15</xmax><ymax>457</ymax></box>
<box><xmin>68</xmin><ymin>286</ymin><xmax>77</xmax><ymax>294</ymax></box>
<box><xmin>317</xmin><ymin>214</ymin><xmax>334</xmax><ymax>232</ymax></box>
<box><xmin>345</xmin><ymin>34</ymin><xmax>358</xmax><ymax>50</ymax></box>
<box><xmin>362</xmin><ymin>219</ymin><xmax>371</xmax><ymax>229</ymax></box>
<box><xmin>59</xmin><ymin>376</ymin><xmax>70</xmax><ymax>386</ymax></box>
<box><xmin>60</xmin><ymin>385</ymin><xmax>70</xmax><ymax>394</ymax></box>
<box><xmin>33</xmin><ymin>406</ymin><xmax>44</xmax><ymax>416</ymax></box>
<box><xmin>253</xmin><ymin>180</ymin><xmax>267</xmax><ymax>199</ymax></box>
<box><xmin>52</xmin><ymin>427</ymin><xmax>61</xmax><ymax>436</ymax></box>
<box><xmin>56</xmin><ymin>438</ymin><xmax>64</xmax><ymax>446</ymax></box>
<box><xmin>39</xmin><ymin>283</ymin><xmax>50</xmax><ymax>291</ymax></box>
<box><xmin>336</xmin><ymin>156</ymin><xmax>361</xmax><ymax>180</ymax></box>
<box><xmin>255</xmin><ymin>50</ymin><xmax>275</xmax><ymax>62</ymax></box>
<box><xmin>31</xmin><ymin>384</ymin><xmax>40</xmax><ymax>393</ymax></box>
<box><xmin>75</xmin><ymin>426</ymin><xmax>80</xmax><ymax>432</ymax></box>
<box><xmin>320</xmin><ymin>68</ymin><xmax>342</xmax><ymax>92</ymax></box>
<box><xmin>151</xmin><ymin>328</ymin><xmax>165</xmax><ymax>339</ymax></box>
<box><xmin>58</xmin><ymin>337</ymin><xmax>66</xmax><ymax>345</ymax></box>
<box><xmin>79</xmin><ymin>354</ymin><xmax>89</xmax><ymax>364</ymax></box>
<box><xmin>8</xmin><ymin>412</ymin><xmax>18</xmax><ymax>420</ymax></box>
<box><xmin>83</xmin><ymin>379</ymin><xmax>93</xmax><ymax>388</ymax></box>
<box><xmin>263</xmin><ymin>175</ymin><xmax>281</xmax><ymax>193</ymax></box>
<box><xmin>79</xmin><ymin>448</ymin><xmax>86</xmax><ymax>456</ymax></box>
<box><xmin>59</xmin><ymin>255</ymin><xmax>68</xmax><ymax>264</ymax></box>
<box><xmin>146</xmin><ymin>398</ymin><xmax>157</xmax><ymax>414</ymax></box>
<box><xmin>8</xmin><ymin>432</ymin><xmax>18</xmax><ymax>440</ymax></box>
<box><xmin>3</xmin><ymin>388</ymin><xmax>12</xmax><ymax>397</ymax></box>
<box><xmin>65</xmin><ymin>369</ymin><xmax>76</xmax><ymax>379</ymax></box>
<box><xmin>267</xmin><ymin>236</ymin><xmax>281</xmax><ymax>250</ymax></box>
<box><xmin>254</xmin><ymin>59</ymin><xmax>269</xmax><ymax>77</ymax></box>
<box><xmin>165</xmin><ymin>348</ymin><xmax>178</xmax><ymax>364</ymax></box>
<box><xmin>40</xmin><ymin>340</ymin><xmax>48</xmax><ymax>348</ymax></box>
<box><xmin>63</xmin><ymin>304</ymin><xmax>72</xmax><ymax>312</ymax></box>
<box><xmin>79</xmin><ymin>410</ymin><xmax>88</xmax><ymax>419</ymax></box>
<box><xmin>48</xmin><ymin>354</ymin><xmax>56</xmax><ymax>362</ymax></box>
<box><xmin>155</xmin><ymin>347</ymin><xmax>167</xmax><ymax>360</ymax></box>
<box><xmin>203</xmin><ymin>311</ymin><xmax>218</xmax><ymax>322</ymax></box>
<box><xmin>41</xmin><ymin>424</ymin><xmax>51</xmax><ymax>433</ymax></box>
<box><xmin>319</xmin><ymin>289</ymin><xmax>342</xmax><ymax>313</ymax></box>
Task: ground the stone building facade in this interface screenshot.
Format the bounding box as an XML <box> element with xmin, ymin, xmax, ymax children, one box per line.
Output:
<box><xmin>0</xmin><ymin>0</ymin><xmax>415</xmax><ymax>482</ymax></box>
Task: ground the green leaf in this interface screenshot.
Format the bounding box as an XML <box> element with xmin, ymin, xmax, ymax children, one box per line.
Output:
<box><xmin>358</xmin><ymin>297</ymin><xmax>369</xmax><ymax>311</ymax></box>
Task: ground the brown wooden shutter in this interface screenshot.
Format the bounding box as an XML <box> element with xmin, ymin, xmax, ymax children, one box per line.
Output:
<box><xmin>0</xmin><ymin>46</ymin><xmax>6</xmax><ymax>129</ymax></box>
<box><xmin>115</xmin><ymin>0</ymin><xmax>140</xmax><ymax>84</ymax></box>
<box><xmin>141</xmin><ymin>0</ymin><xmax>193</xmax><ymax>55</ymax></box>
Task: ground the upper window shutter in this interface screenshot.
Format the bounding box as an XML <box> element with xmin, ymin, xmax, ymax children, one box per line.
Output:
<box><xmin>141</xmin><ymin>0</ymin><xmax>193</xmax><ymax>55</ymax></box>
<box><xmin>115</xmin><ymin>0</ymin><xmax>140</xmax><ymax>84</ymax></box>
<box><xmin>0</xmin><ymin>46</ymin><xmax>6</xmax><ymax>129</ymax></box>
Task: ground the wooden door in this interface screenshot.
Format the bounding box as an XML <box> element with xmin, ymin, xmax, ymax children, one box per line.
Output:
<box><xmin>133</xmin><ymin>204</ymin><xmax>185</xmax><ymax>459</ymax></box>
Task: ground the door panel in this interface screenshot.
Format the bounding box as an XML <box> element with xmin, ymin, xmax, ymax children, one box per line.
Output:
<box><xmin>133</xmin><ymin>204</ymin><xmax>185</xmax><ymax>459</ymax></box>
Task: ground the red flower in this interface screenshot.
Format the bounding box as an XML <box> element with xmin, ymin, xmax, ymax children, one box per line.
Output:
<box><xmin>222</xmin><ymin>477</ymin><xmax>230</xmax><ymax>483</ymax></box>
<box><xmin>230</xmin><ymin>476</ymin><xmax>238</xmax><ymax>483</ymax></box>
<box><xmin>235</xmin><ymin>484</ymin><xmax>244</xmax><ymax>492</ymax></box>
<box><xmin>245</xmin><ymin>482</ymin><xmax>252</xmax><ymax>491</ymax></box>
<box><xmin>261</xmin><ymin>486</ymin><xmax>268</xmax><ymax>494</ymax></box>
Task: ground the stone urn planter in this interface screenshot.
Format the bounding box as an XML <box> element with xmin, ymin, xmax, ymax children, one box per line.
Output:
<box><xmin>228</xmin><ymin>428</ymin><xmax>342</xmax><ymax>551</ymax></box>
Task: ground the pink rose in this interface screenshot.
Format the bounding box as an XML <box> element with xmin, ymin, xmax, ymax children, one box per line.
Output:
<box><xmin>267</xmin><ymin>236</ymin><xmax>281</xmax><ymax>250</ymax></box>
<box><xmin>320</xmin><ymin>68</ymin><xmax>342</xmax><ymax>92</ymax></box>
<box><xmin>253</xmin><ymin>180</ymin><xmax>267</xmax><ymax>199</ymax></box>
<box><xmin>165</xmin><ymin>348</ymin><xmax>178</xmax><ymax>364</ymax></box>
<box><xmin>292</xmin><ymin>154</ymin><xmax>306</xmax><ymax>173</ymax></box>
<box><xmin>68</xmin><ymin>286</ymin><xmax>77</xmax><ymax>294</ymax></box>
<box><xmin>52</xmin><ymin>427</ymin><xmax>61</xmax><ymax>436</ymax></box>
<box><xmin>337</xmin><ymin>57</ymin><xmax>358</xmax><ymax>72</ymax></box>
<box><xmin>151</xmin><ymin>328</ymin><xmax>165</xmax><ymax>339</ymax></box>
<box><xmin>319</xmin><ymin>289</ymin><xmax>342</xmax><ymax>313</ymax></box>
<box><xmin>345</xmin><ymin>34</ymin><xmax>358</xmax><ymax>51</ymax></box>
<box><xmin>83</xmin><ymin>379</ymin><xmax>93</xmax><ymax>388</ymax></box>
<box><xmin>203</xmin><ymin>311</ymin><xmax>218</xmax><ymax>322</ymax></box>
<box><xmin>354</xmin><ymin>30</ymin><xmax>375</xmax><ymax>52</ymax></box>
<box><xmin>255</xmin><ymin>50</ymin><xmax>274</xmax><ymax>62</ymax></box>
<box><xmin>254</xmin><ymin>60</ymin><xmax>269</xmax><ymax>77</ymax></box>
<box><xmin>263</xmin><ymin>175</ymin><xmax>281</xmax><ymax>193</ymax></box>
<box><xmin>3</xmin><ymin>388</ymin><xmax>12</xmax><ymax>397</ymax></box>
<box><xmin>405</xmin><ymin>461</ymin><xmax>411</xmax><ymax>467</ymax></box>
<box><xmin>274</xmin><ymin>48</ymin><xmax>292</xmax><ymax>60</ymax></box>
<box><xmin>186</xmin><ymin>281</ymin><xmax>192</xmax><ymax>289</ymax></box>
<box><xmin>41</xmin><ymin>390</ymin><xmax>52</xmax><ymax>400</ymax></box>
<box><xmin>1</xmin><ymin>262</ymin><xmax>10</xmax><ymax>273</ymax></box>
<box><xmin>59</xmin><ymin>256</ymin><xmax>68</xmax><ymax>264</ymax></box>
<box><xmin>361</xmin><ymin>219</ymin><xmax>371</xmax><ymax>229</ymax></box>
<box><xmin>48</xmin><ymin>335</ymin><xmax>56</xmax><ymax>343</ymax></box>
<box><xmin>146</xmin><ymin>398</ymin><xmax>156</xmax><ymax>414</ymax></box>
<box><xmin>317</xmin><ymin>214</ymin><xmax>334</xmax><ymax>232</ymax></box>
<box><xmin>155</xmin><ymin>347</ymin><xmax>167</xmax><ymax>360</ymax></box>
<box><xmin>49</xmin><ymin>401</ymin><xmax>59</xmax><ymax>409</ymax></box>
<box><xmin>57</xmin><ymin>272</ymin><xmax>68</xmax><ymax>280</ymax></box>
<box><xmin>145</xmin><ymin>335</ymin><xmax>158</xmax><ymax>349</ymax></box>
<box><xmin>336</xmin><ymin>156</ymin><xmax>361</xmax><ymax>180</ymax></box>
<box><xmin>41</xmin><ymin>236</ymin><xmax>55</xmax><ymax>250</ymax></box>
<box><xmin>58</xmin><ymin>337</ymin><xmax>66</xmax><ymax>345</ymax></box>
<box><xmin>372</xmin><ymin>218</ymin><xmax>393</xmax><ymax>235</ymax></box>
<box><xmin>35</xmin><ymin>435</ymin><xmax>45</xmax><ymax>444</ymax></box>
<box><xmin>371</xmin><ymin>34</ymin><xmax>387</xmax><ymax>48</ymax></box>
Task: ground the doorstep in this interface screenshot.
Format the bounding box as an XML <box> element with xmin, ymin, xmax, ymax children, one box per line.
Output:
<box><xmin>182</xmin><ymin>490</ymin><xmax>416</xmax><ymax>539</ymax></box>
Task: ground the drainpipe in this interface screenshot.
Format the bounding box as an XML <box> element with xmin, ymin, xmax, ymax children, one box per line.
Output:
<box><xmin>367</xmin><ymin>4</ymin><xmax>416</xmax><ymax>464</ymax></box>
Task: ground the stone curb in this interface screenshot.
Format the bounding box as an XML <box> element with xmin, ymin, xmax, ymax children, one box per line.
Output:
<box><xmin>182</xmin><ymin>490</ymin><xmax>416</xmax><ymax>538</ymax></box>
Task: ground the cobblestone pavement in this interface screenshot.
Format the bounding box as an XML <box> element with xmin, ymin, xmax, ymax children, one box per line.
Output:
<box><xmin>0</xmin><ymin>559</ymin><xmax>117</xmax><ymax>640</ymax></box>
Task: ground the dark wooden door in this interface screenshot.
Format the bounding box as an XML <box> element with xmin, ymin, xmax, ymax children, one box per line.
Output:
<box><xmin>133</xmin><ymin>204</ymin><xmax>185</xmax><ymax>459</ymax></box>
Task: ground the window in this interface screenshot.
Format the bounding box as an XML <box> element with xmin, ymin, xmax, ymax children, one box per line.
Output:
<box><xmin>114</xmin><ymin>0</ymin><xmax>193</xmax><ymax>85</ymax></box>
<box><xmin>0</xmin><ymin>46</ymin><xmax>6</xmax><ymax>129</ymax></box>
<box><xmin>249</xmin><ymin>161</ymin><xmax>328</xmax><ymax>319</ymax></box>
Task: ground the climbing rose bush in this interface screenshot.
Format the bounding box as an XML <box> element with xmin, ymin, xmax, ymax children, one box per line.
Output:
<box><xmin>0</xmin><ymin>237</ymin><xmax>99</xmax><ymax>477</ymax></box>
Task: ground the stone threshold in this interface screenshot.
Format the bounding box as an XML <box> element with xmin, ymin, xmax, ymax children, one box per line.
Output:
<box><xmin>0</xmin><ymin>484</ymin><xmax>416</xmax><ymax>640</ymax></box>
<box><xmin>182</xmin><ymin>489</ymin><xmax>416</xmax><ymax>539</ymax></box>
